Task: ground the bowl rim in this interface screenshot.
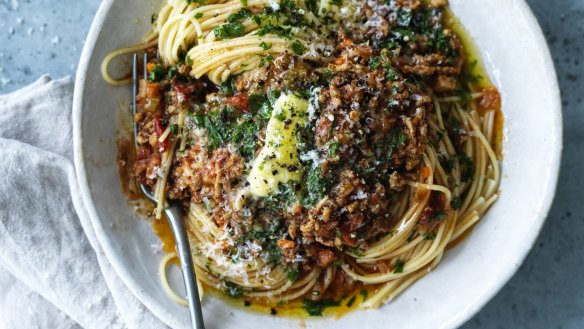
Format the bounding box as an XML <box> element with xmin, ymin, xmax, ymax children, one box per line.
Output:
<box><xmin>72</xmin><ymin>0</ymin><xmax>563</xmax><ymax>328</ymax></box>
<box><xmin>72</xmin><ymin>0</ymin><xmax>182</xmax><ymax>325</ymax></box>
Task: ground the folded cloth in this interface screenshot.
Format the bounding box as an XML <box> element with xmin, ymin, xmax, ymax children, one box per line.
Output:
<box><xmin>0</xmin><ymin>76</ymin><xmax>168</xmax><ymax>329</ymax></box>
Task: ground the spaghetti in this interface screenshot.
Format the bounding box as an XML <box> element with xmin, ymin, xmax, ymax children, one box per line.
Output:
<box><xmin>110</xmin><ymin>0</ymin><xmax>502</xmax><ymax>317</ymax></box>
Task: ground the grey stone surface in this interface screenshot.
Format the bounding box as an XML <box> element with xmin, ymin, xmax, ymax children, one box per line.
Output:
<box><xmin>0</xmin><ymin>0</ymin><xmax>99</xmax><ymax>92</ymax></box>
<box><xmin>0</xmin><ymin>0</ymin><xmax>582</xmax><ymax>328</ymax></box>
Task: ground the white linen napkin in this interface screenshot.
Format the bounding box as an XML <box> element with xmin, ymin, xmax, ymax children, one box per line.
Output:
<box><xmin>0</xmin><ymin>76</ymin><xmax>168</xmax><ymax>329</ymax></box>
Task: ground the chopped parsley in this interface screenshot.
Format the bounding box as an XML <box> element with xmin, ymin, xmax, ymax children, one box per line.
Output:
<box><xmin>259</xmin><ymin>100</ymin><xmax>274</xmax><ymax>120</ymax></box>
<box><xmin>237</xmin><ymin>219</ymin><xmax>285</xmax><ymax>266</ymax></box>
<box><xmin>191</xmin><ymin>106</ymin><xmax>260</xmax><ymax>158</ymax></box>
<box><xmin>376</xmin><ymin>128</ymin><xmax>407</xmax><ymax>161</ymax></box>
<box><xmin>433</xmin><ymin>213</ymin><xmax>448</xmax><ymax>222</ymax></box>
<box><xmin>257</xmin><ymin>22</ymin><xmax>292</xmax><ymax>38</ymax></box>
<box><xmin>346</xmin><ymin>295</ymin><xmax>357</xmax><ymax>308</ymax></box>
<box><xmin>290</xmin><ymin>40</ymin><xmax>307</xmax><ymax>55</ymax></box>
<box><xmin>231</xmin><ymin>115</ymin><xmax>260</xmax><ymax>158</ymax></box>
<box><xmin>319</xmin><ymin>69</ymin><xmax>335</xmax><ymax>84</ymax></box>
<box><xmin>165</xmin><ymin>64</ymin><xmax>179</xmax><ymax>80</ymax></box>
<box><xmin>360</xmin><ymin>289</ymin><xmax>368</xmax><ymax>300</ymax></box>
<box><xmin>170</xmin><ymin>124</ymin><xmax>179</xmax><ymax>135</ymax></box>
<box><xmin>223</xmin><ymin>281</ymin><xmax>243</xmax><ymax>298</ymax></box>
<box><xmin>286</xmin><ymin>266</ymin><xmax>299</xmax><ymax>281</ymax></box>
<box><xmin>214</xmin><ymin>22</ymin><xmax>246</xmax><ymax>40</ymax></box>
<box><xmin>259</xmin><ymin>41</ymin><xmax>273</xmax><ymax>50</ymax></box>
<box><xmin>380</xmin><ymin>6</ymin><xmax>456</xmax><ymax>60</ymax></box>
<box><xmin>248</xmin><ymin>94</ymin><xmax>267</xmax><ymax>113</ymax></box>
<box><xmin>267</xmin><ymin>90</ymin><xmax>281</xmax><ymax>105</ymax></box>
<box><xmin>274</xmin><ymin>110</ymin><xmax>287</xmax><ymax>121</ymax></box>
<box><xmin>149</xmin><ymin>65</ymin><xmax>165</xmax><ymax>82</ymax></box>
<box><xmin>458</xmin><ymin>88</ymin><xmax>473</xmax><ymax>101</ymax></box>
<box><xmin>303</xmin><ymin>299</ymin><xmax>340</xmax><ymax>316</ymax></box>
<box><xmin>458</xmin><ymin>153</ymin><xmax>475</xmax><ymax>182</ymax></box>
<box><xmin>194</xmin><ymin>12</ymin><xmax>203</xmax><ymax>19</ymax></box>
<box><xmin>450</xmin><ymin>197</ymin><xmax>462</xmax><ymax>210</ymax></box>
<box><xmin>332</xmin><ymin>259</ymin><xmax>344</xmax><ymax>266</ymax></box>
<box><xmin>328</xmin><ymin>141</ymin><xmax>339</xmax><ymax>156</ymax></box>
<box><xmin>246</xmin><ymin>91</ymin><xmax>279</xmax><ymax>121</ymax></box>
<box><xmin>397</xmin><ymin>8</ymin><xmax>413</xmax><ymax>27</ymax></box>
<box><xmin>302</xmin><ymin>166</ymin><xmax>333</xmax><ymax>207</ymax></box>
<box><xmin>192</xmin><ymin>110</ymin><xmax>224</xmax><ymax>150</ymax></box>
<box><xmin>227</xmin><ymin>8</ymin><xmax>252</xmax><ymax>22</ymax></box>
<box><xmin>258</xmin><ymin>54</ymin><xmax>274</xmax><ymax>67</ymax></box>
<box><xmin>220</xmin><ymin>76</ymin><xmax>237</xmax><ymax>94</ymax></box>
<box><xmin>368</xmin><ymin>56</ymin><xmax>381</xmax><ymax>70</ymax></box>
<box><xmin>386</xmin><ymin>65</ymin><xmax>399</xmax><ymax>81</ymax></box>
<box><xmin>261</xmin><ymin>182</ymin><xmax>303</xmax><ymax>212</ymax></box>
<box><xmin>462</xmin><ymin>59</ymin><xmax>485</xmax><ymax>84</ymax></box>
<box><xmin>394</xmin><ymin>259</ymin><xmax>404</xmax><ymax>273</ymax></box>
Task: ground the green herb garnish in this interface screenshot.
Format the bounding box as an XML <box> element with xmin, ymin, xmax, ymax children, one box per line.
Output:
<box><xmin>259</xmin><ymin>41</ymin><xmax>273</xmax><ymax>50</ymax></box>
<box><xmin>328</xmin><ymin>141</ymin><xmax>339</xmax><ymax>156</ymax></box>
<box><xmin>433</xmin><ymin>213</ymin><xmax>447</xmax><ymax>222</ymax></box>
<box><xmin>286</xmin><ymin>266</ymin><xmax>299</xmax><ymax>281</ymax></box>
<box><xmin>248</xmin><ymin>94</ymin><xmax>268</xmax><ymax>113</ymax></box>
<box><xmin>451</xmin><ymin>197</ymin><xmax>462</xmax><ymax>210</ymax></box>
<box><xmin>368</xmin><ymin>56</ymin><xmax>381</xmax><ymax>70</ymax></box>
<box><xmin>257</xmin><ymin>22</ymin><xmax>292</xmax><ymax>38</ymax></box>
<box><xmin>224</xmin><ymin>281</ymin><xmax>243</xmax><ymax>298</ymax></box>
<box><xmin>360</xmin><ymin>289</ymin><xmax>368</xmax><ymax>300</ymax></box>
<box><xmin>386</xmin><ymin>66</ymin><xmax>399</xmax><ymax>81</ymax></box>
<box><xmin>458</xmin><ymin>153</ymin><xmax>475</xmax><ymax>182</ymax></box>
<box><xmin>291</xmin><ymin>40</ymin><xmax>307</xmax><ymax>55</ymax></box>
<box><xmin>149</xmin><ymin>65</ymin><xmax>165</xmax><ymax>82</ymax></box>
<box><xmin>346</xmin><ymin>296</ymin><xmax>356</xmax><ymax>308</ymax></box>
<box><xmin>394</xmin><ymin>259</ymin><xmax>404</xmax><ymax>273</ymax></box>
<box><xmin>303</xmin><ymin>299</ymin><xmax>340</xmax><ymax>316</ymax></box>
<box><xmin>302</xmin><ymin>166</ymin><xmax>333</xmax><ymax>207</ymax></box>
<box><xmin>227</xmin><ymin>8</ymin><xmax>252</xmax><ymax>22</ymax></box>
<box><xmin>191</xmin><ymin>106</ymin><xmax>259</xmax><ymax>158</ymax></box>
<box><xmin>214</xmin><ymin>22</ymin><xmax>246</xmax><ymax>39</ymax></box>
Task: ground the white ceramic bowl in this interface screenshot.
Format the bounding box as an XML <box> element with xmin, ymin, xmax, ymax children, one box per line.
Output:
<box><xmin>73</xmin><ymin>1</ymin><xmax>562</xmax><ymax>328</ymax></box>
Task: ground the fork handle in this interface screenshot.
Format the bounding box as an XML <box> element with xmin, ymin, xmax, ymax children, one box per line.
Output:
<box><xmin>164</xmin><ymin>204</ymin><xmax>206</xmax><ymax>329</ymax></box>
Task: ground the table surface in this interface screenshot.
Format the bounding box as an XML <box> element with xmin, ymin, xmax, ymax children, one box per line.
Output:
<box><xmin>1</xmin><ymin>0</ymin><xmax>582</xmax><ymax>328</ymax></box>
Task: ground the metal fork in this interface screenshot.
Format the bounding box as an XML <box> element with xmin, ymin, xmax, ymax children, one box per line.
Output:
<box><xmin>132</xmin><ymin>53</ymin><xmax>205</xmax><ymax>329</ymax></box>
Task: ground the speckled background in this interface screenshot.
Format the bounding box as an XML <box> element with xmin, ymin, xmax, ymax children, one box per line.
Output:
<box><xmin>0</xmin><ymin>0</ymin><xmax>582</xmax><ymax>328</ymax></box>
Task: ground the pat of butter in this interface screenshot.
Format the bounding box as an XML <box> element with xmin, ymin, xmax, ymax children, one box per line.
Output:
<box><xmin>248</xmin><ymin>93</ymin><xmax>308</xmax><ymax>197</ymax></box>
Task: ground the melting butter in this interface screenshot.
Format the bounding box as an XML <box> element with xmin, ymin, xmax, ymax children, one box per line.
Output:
<box><xmin>248</xmin><ymin>93</ymin><xmax>308</xmax><ymax>197</ymax></box>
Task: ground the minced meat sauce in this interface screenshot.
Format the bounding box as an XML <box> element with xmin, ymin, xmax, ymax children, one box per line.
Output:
<box><xmin>127</xmin><ymin>0</ymin><xmax>486</xmax><ymax>307</ymax></box>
